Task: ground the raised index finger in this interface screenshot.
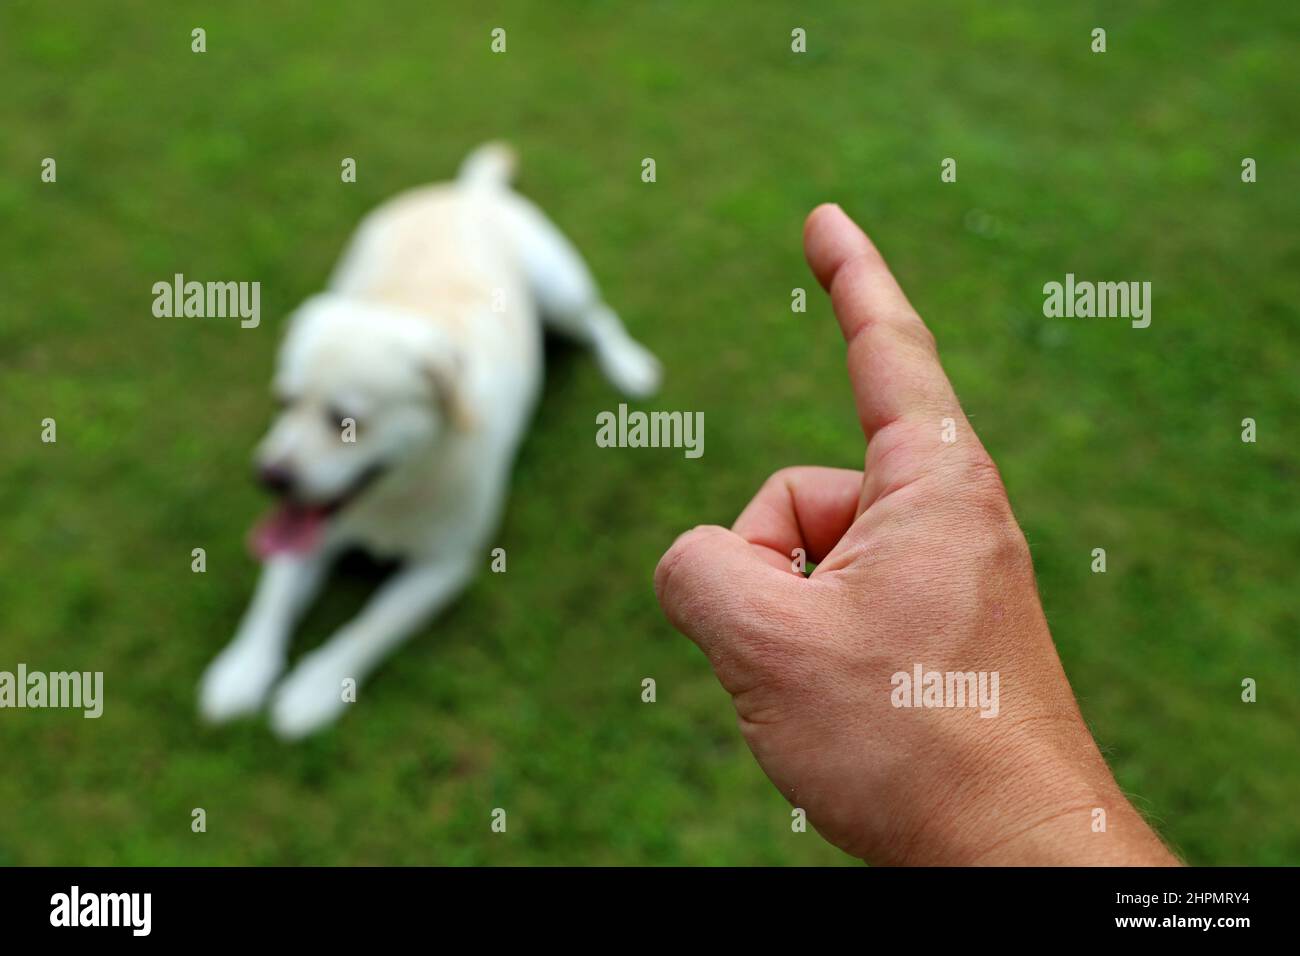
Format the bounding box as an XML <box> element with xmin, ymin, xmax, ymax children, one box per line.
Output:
<box><xmin>803</xmin><ymin>204</ymin><xmax>962</xmax><ymax>442</ymax></box>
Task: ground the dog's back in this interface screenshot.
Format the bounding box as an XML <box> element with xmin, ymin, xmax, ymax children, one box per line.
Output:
<box><xmin>329</xmin><ymin>180</ymin><xmax>539</xmax><ymax>383</ymax></box>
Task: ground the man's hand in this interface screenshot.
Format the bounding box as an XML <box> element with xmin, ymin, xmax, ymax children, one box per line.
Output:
<box><xmin>654</xmin><ymin>204</ymin><xmax>1177</xmax><ymax>866</ymax></box>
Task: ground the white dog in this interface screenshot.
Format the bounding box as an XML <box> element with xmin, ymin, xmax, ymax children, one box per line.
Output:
<box><xmin>199</xmin><ymin>144</ymin><xmax>661</xmax><ymax>739</ymax></box>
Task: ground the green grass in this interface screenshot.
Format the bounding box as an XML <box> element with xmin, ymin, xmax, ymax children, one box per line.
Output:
<box><xmin>0</xmin><ymin>0</ymin><xmax>1296</xmax><ymax>865</ymax></box>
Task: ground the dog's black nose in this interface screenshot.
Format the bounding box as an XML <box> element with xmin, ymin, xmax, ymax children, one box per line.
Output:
<box><xmin>257</xmin><ymin>464</ymin><xmax>295</xmax><ymax>495</ymax></box>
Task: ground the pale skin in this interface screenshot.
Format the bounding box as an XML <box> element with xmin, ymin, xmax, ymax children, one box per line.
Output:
<box><xmin>654</xmin><ymin>204</ymin><xmax>1179</xmax><ymax>866</ymax></box>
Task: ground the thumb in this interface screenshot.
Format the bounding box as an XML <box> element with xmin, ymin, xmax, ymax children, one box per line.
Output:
<box><xmin>654</xmin><ymin>525</ymin><xmax>805</xmax><ymax>667</ymax></box>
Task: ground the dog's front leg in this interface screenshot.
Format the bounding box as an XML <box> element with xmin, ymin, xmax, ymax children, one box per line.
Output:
<box><xmin>269</xmin><ymin>554</ymin><xmax>476</xmax><ymax>739</ymax></box>
<box><xmin>199</xmin><ymin>553</ymin><xmax>329</xmax><ymax>723</ymax></box>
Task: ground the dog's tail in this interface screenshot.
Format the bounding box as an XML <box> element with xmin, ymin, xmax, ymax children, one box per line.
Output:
<box><xmin>459</xmin><ymin>141</ymin><xmax>517</xmax><ymax>189</ymax></box>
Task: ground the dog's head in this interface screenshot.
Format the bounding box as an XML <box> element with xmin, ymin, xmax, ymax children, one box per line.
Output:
<box><xmin>249</xmin><ymin>295</ymin><xmax>472</xmax><ymax>558</ymax></box>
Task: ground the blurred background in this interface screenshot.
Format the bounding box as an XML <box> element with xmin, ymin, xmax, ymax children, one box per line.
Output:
<box><xmin>0</xmin><ymin>1</ymin><xmax>1296</xmax><ymax>865</ymax></box>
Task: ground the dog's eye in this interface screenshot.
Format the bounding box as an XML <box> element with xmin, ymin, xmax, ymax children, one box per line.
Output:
<box><xmin>328</xmin><ymin>407</ymin><xmax>356</xmax><ymax>431</ymax></box>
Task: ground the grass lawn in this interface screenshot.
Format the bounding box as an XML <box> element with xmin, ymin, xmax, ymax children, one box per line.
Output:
<box><xmin>0</xmin><ymin>0</ymin><xmax>1296</xmax><ymax>865</ymax></box>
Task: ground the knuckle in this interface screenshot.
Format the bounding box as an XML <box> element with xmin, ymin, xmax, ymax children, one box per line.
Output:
<box><xmin>932</xmin><ymin>447</ymin><xmax>1006</xmax><ymax>505</ymax></box>
<box><xmin>987</xmin><ymin>516</ymin><xmax>1033</xmax><ymax>575</ymax></box>
<box><xmin>828</xmin><ymin>250</ymin><xmax>880</xmax><ymax>298</ymax></box>
<box><xmin>899</xmin><ymin>314</ymin><xmax>938</xmax><ymax>354</ymax></box>
<box><xmin>946</xmin><ymin>453</ymin><xmax>1030</xmax><ymax>563</ymax></box>
<box><xmin>972</xmin><ymin>499</ymin><xmax>1031</xmax><ymax>571</ymax></box>
<box><xmin>845</xmin><ymin>311</ymin><xmax>938</xmax><ymax>367</ymax></box>
<box><xmin>653</xmin><ymin>524</ymin><xmax>721</xmax><ymax>603</ymax></box>
<box><xmin>963</xmin><ymin>452</ymin><xmax>1008</xmax><ymax>497</ymax></box>
<box><xmin>765</xmin><ymin>466</ymin><xmax>804</xmax><ymax>491</ymax></box>
<box><xmin>655</xmin><ymin>525</ymin><xmax>783</xmax><ymax>641</ymax></box>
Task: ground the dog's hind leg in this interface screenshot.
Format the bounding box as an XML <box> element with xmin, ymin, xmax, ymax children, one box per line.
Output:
<box><xmin>496</xmin><ymin>195</ymin><xmax>662</xmax><ymax>397</ymax></box>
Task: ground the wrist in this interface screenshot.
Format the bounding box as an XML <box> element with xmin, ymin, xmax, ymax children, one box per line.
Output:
<box><xmin>866</xmin><ymin>696</ymin><xmax>1177</xmax><ymax>866</ymax></box>
<box><xmin>918</xmin><ymin>728</ymin><xmax>1177</xmax><ymax>866</ymax></box>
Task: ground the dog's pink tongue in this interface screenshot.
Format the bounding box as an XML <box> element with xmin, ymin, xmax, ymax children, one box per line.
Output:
<box><xmin>249</xmin><ymin>503</ymin><xmax>327</xmax><ymax>560</ymax></box>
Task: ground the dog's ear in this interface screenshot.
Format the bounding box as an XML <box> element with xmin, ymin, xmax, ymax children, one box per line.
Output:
<box><xmin>424</xmin><ymin>351</ymin><xmax>475</xmax><ymax>432</ymax></box>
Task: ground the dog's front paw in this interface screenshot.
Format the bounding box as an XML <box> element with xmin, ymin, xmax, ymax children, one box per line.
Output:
<box><xmin>199</xmin><ymin>641</ymin><xmax>285</xmax><ymax>723</ymax></box>
<box><xmin>269</xmin><ymin>649</ymin><xmax>357</xmax><ymax>740</ymax></box>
